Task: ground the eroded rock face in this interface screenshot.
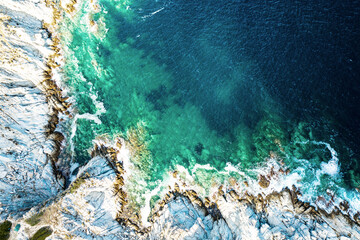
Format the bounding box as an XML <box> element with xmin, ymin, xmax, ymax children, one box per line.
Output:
<box><xmin>148</xmin><ymin>189</ymin><xmax>360</xmax><ymax>240</ymax></box>
<box><xmin>148</xmin><ymin>196</ymin><xmax>233</xmax><ymax>240</ymax></box>
<box><xmin>147</xmin><ymin>189</ymin><xmax>358</xmax><ymax>239</ymax></box>
<box><xmin>11</xmin><ymin>145</ymin><xmax>358</xmax><ymax>240</ymax></box>
<box><xmin>13</xmin><ymin>154</ymin><xmax>137</xmax><ymax>240</ymax></box>
<box><xmin>0</xmin><ymin>0</ymin><xmax>63</xmax><ymax>220</ymax></box>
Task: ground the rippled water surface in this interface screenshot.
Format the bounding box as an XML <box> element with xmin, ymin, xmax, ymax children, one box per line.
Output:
<box><xmin>61</xmin><ymin>0</ymin><xmax>360</xmax><ymax>208</ymax></box>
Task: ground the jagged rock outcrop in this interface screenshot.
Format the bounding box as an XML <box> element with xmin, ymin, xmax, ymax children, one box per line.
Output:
<box><xmin>148</xmin><ymin>194</ymin><xmax>233</xmax><ymax>240</ymax></box>
<box><xmin>148</xmin><ymin>187</ymin><xmax>360</xmax><ymax>240</ymax></box>
<box><xmin>6</xmin><ymin>142</ymin><xmax>359</xmax><ymax>240</ymax></box>
<box><xmin>13</xmin><ymin>154</ymin><xmax>138</xmax><ymax>240</ymax></box>
<box><xmin>0</xmin><ymin>0</ymin><xmax>67</xmax><ymax>220</ymax></box>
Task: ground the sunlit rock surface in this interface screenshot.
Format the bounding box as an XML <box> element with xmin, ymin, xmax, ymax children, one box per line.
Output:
<box><xmin>149</xmin><ymin>186</ymin><xmax>360</xmax><ymax>240</ymax></box>
<box><xmin>10</xmin><ymin>149</ymin><xmax>360</xmax><ymax>240</ymax></box>
<box><xmin>13</xmin><ymin>155</ymin><xmax>138</xmax><ymax>240</ymax></box>
<box><xmin>0</xmin><ymin>0</ymin><xmax>64</xmax><ymax>220</ymax></box>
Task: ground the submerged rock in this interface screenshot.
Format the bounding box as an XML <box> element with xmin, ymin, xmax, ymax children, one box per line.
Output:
<box><xmin>258</xmin><ymin>174</ymin><xmax>270</xmax><ymax>188</ymax></box>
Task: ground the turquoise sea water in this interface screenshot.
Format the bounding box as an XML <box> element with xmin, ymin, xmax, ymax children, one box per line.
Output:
<box><xmin>60</xmin><ymin>0</ymin><xmax>360</xmax><ymax>213</ymax></box>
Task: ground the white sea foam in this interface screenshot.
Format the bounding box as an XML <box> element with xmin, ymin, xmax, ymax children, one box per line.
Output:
<box><xmin>80</xmin><ymin>134</ymin><xmax>358</xmax><ymax>224</ymax></box>
<box><xmin>316</xmin><ymin>141</ymin><xmax>340</xmax><ymax>176</ymax></box>
<box><xmin>141</xmin><ymin>7</ymin><xmax>165</xmax><ymax>20</ymax></box>
<box><xmin>68</xmin><ymin>78</ymin><xmax>106</xmax><ymax>160</ymax></box>
<box><xmin>140</xmin><ymin>183</ymin><xmax>162</xmax><ymax>227</ymax></box>
<box><xmin>262</xmin><ymin>141</ymin><xmax>360</xmax><ymax>217</ymax></box>
<box><xmin>175</xmin><ymin>141</ymin><xmax>359</xmax><ymax>217</ymax></box>
<box><xmin>192</xmin><ymin>162</ymin><xmax>246</xmax><ymax>177</ymax></box>
<box><xmin>87</xmin><ymin>137</ymin><xmax>360</xmax><ymax>228</ymax></box>
<box><xmin>191</xmin><ymin>163</ymin><xmax>216</xmax><ymax>173</ymax></box>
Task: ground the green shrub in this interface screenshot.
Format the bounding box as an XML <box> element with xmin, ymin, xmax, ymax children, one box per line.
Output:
<box><xmin>29</xmin><ymin>226</ymin><xmax>52</xmax><ymax>240</ymax></box>
<box><xmin>0</xmin><ymin>220</ymin><xmax>12</xmax><ymax>240</ymax></box>
<box><xmin>25</xmin><ymin>212</ymin><xmax>44</xmax><ymax>226</ymax></box>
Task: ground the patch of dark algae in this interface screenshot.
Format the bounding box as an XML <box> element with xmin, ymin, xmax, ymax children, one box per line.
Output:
<box><xmin>29</xmin><ymin>226</ymin><xmax>53</xmax><ymax>240</ymax></box>
<box><xmin>0</xmin><ymin>220</ymin><xmax>12</xmax><ymax>240</ymax></box>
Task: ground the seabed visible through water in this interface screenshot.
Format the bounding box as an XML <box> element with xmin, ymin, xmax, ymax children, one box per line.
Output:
<box><xmin>60</xmin><ymin>0</ymin><xmax>360</xmax><ymax>215</ymax></box>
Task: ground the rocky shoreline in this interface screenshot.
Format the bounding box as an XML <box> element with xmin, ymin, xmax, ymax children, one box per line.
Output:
<box><xmin>1</xmin><ymin>0</ymin><xmax>360</xmax><ymax>239</ymax></box>
<box><xmin>6</xmin><ymin>140</ymin><xmax>360</xmax><ymax>239</ymax></box>
<box><xmin>0</xmin><ymin>0</ymin><xmax>68</xmax><ymax>221</ymax></box>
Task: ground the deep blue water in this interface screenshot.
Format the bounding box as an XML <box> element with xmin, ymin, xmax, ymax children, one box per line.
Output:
<box><xmin>122</xmin><ymin>0</ymin><xmax>360</xmax><ymax>186</ymax></box>
<box><xmin>62</xmin><ymin>0</ymin><xmax>360</xmax><ymax>210</ymax></box>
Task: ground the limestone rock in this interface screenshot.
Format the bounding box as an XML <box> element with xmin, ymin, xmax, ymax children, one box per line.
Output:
<box><xmin>0</xmin><ymin>0</ymin><xmax>62</xmax><ymax>220</ymax></box>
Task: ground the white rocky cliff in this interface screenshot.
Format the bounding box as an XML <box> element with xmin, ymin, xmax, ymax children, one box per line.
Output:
<box><xmin>0</xmin><ymin>0</ymin><xmax>67</xmax><ymax>221</ymax></box>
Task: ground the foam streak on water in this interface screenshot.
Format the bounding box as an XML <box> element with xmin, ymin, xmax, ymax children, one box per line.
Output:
<box><xmin>69</xmin><ymin>87</ymin><xmax>106</xmax><ymax>160</ymax></box>
<box><xmin>60</xmin><ymin>0</ymin><xmax>360</xmax><ymax>219</ymax></box>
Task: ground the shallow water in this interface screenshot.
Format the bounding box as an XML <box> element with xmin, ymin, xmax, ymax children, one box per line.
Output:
<box><xmin>60</xmin><ymin>0</ymin><xmax>360</xmax><ymax>211</ymax></box>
